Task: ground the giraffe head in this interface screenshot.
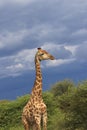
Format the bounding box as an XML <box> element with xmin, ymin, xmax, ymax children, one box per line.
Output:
<box><xmin>36</xmin><ymin>48</ymin><xmax>55</xmax><ymax>61</ymax></box>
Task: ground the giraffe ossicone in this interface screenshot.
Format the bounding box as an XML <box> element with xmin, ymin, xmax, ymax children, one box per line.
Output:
<box><xmin>22</xmin><ymin>48</ymin><xmax>55</xmax><ymax>130</ymax></box>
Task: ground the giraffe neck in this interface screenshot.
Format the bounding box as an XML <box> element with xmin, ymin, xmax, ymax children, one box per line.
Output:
<box><xmin>31</xmin><ymin>56</ymin><xmax>42</xmax><ymax>100</ymax></box>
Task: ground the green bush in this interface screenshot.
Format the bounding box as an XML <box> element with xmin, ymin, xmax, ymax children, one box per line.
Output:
<box><xmin>0</xmin><ymin>95</ymin><xmax>29</xmax><ymax>128</ymax></box>
<box><xmin>58</xmin><ymin>80</ymin><xmax>87</xmax><ymax>130</ymax></box>
<box><xmin>51</xmin><ymin>79</ymin><xmax>74</xmax><ymax>97</ymax></box>
<box><xmin>0</xmin><ymin>80</ymin><xmax>87</xmax><ymax>130</ymax></box>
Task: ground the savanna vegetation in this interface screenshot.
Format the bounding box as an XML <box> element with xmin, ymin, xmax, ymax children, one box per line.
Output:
<box><xmin>0</xmin><ymin>79</ymin><xmax>87</xmax><ymax>130</ymax></box>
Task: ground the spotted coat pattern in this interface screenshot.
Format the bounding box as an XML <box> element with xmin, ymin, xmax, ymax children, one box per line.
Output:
<box><xmin>22</xmin><ymin>48</ymin><xmax>54</xmax><ymax>130</ymax></box>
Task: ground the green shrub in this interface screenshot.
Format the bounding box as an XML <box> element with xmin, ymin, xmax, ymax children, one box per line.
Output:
<box><xmin>51</xmin><ymin>79</ymin><xmax>74</xmax><ymax>97</ymax></box>
<box><xmin>0</xmin><ymin>80</ymin><xmax>87</xmax><ymax>130</ymax></box>
<box><xmin>58</xmin><ymin>80</ymin><xmax>87</xmax><ymax>130</ymax></box>
<box><xmin>0</xmin><ymin>95</ymin><xmax>29</xmax><ymax>128</ymax></box>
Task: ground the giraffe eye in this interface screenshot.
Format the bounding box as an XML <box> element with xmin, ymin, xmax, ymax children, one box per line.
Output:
<box><xmin>40</xmin><ymin>53</ymin><xmax>44</xmax><ymax>56</ymax></box>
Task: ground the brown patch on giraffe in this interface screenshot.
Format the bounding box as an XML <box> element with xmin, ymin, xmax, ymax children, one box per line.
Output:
<box><xmin>36</xmin><ymin>85</ymin><xmax>40</xmax><ymax>89</ymax></box>
<box><xmin>37</xmin><ymin>78</ymin><xmax>42</xmax><ymax>83</ymax></box>
<box><xmin>36</xmin><ymin>73</ymin><xmax>41</xmax><ymax>77</ymax></box>
<box><xmin>38</xmin><ymin>90</ymin><xmax>41</xmax><ymax>96</ymax></box>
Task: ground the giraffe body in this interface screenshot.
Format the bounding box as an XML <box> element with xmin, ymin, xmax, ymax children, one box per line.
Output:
<box><xmin>22</xmin><ymin>48</ymin><xmax>55</xmax><ymax>130</ymax></box>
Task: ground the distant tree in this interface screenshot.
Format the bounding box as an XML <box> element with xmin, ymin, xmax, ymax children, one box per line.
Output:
<box><xmin>51</xmin><ymin>79</ymin><xmax>74</xmax><ymax>97</ymax></box>
<box><xmin>0</xmin><ymin>80</ymin><xmax>87</xmax><ymax>130</ymax></box>
<box><xmin>58</xmin><ymin>80</ymin><xmax>87</xmax><ymax>130</ymax></box>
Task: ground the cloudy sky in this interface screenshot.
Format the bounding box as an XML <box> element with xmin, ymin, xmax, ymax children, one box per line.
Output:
<box><xmin>0</xmin><ymin>0</ymin><xmax>87</xmax><ymax>99</ymax></box>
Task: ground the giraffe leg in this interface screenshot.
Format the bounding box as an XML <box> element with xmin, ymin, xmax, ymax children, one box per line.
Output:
<box><xmin>22</xmin><ymin>115</ymin><xmax>30</xmax><ymax>130</ymax></box>
<box><xmin>34</xmin><ymin>115</ymin><xmax>41</xmax><ymax>130</ymax></box>
<box><xmin>32</xmin><ymin>123</ymin><xmax>37</xmax><ymax>130</ymax></box>
<box><xmin>43</xmin><ymin>112</ymin><xmax>47</xmax><ymax>130</ymax></box>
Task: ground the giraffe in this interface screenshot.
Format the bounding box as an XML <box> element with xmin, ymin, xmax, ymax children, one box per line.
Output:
<box><xmin>22</xmin><ymin>48</ymin><xmax>55</xmax><ymax>130</ymax></box>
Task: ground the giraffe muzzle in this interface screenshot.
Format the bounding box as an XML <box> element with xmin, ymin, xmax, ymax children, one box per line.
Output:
<box><xmin>49</xmin><ymin>55</ymin><xmax>55</xmax><ymax>60</ymax></box>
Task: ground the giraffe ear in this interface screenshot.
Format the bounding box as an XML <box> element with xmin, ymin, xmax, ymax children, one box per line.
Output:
<box><xmin>37</xmin><ymin>48</ymin><xmax>41</xmax><ymax>50</ymax></box>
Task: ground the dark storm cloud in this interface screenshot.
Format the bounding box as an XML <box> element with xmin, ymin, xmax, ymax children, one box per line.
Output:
<box><xmin>0</xmin><ymin>0</ymin><xmax>87</xmax><ymax>78</ymax></box>
<box><xmin>0</xmin><ymin>0</ymin><xmax>87</xmax><ymax>99</ymax></box>
<box><xmin>75</xmin><ymin>42</ymin><xmax>87</xmax><ymax>61</ymax></box>
<box><xmin>0</xmin><ymin>0</ymin><xmax>87</xmax><ymax>49</ymax></box>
